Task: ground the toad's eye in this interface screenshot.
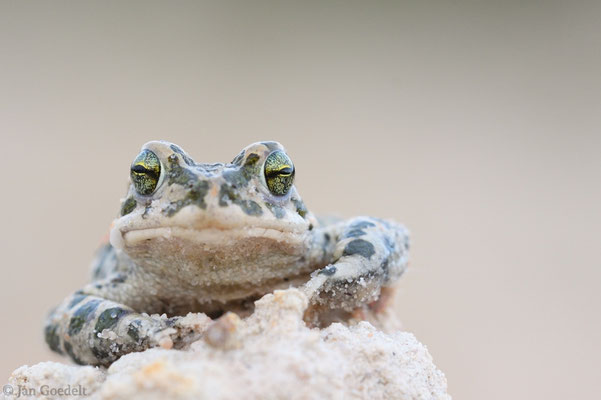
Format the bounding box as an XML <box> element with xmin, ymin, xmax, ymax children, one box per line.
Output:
<box><xmin>131</xmin><ymin>150</ymin><xmax>161</xmax><ymax>195</ymax></box>
<box><xmin>264</xmin><ymin>150</ymin><xmax>295</xmax><ymax>196</ymax></box>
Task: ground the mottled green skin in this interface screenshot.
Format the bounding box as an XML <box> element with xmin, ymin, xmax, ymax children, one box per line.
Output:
<box><xmin>120</xmin><ymin>197</ymin><xmax>137</xmax><ymax>216</ymax></box>
<box><xmin>44</xmin><ymin>141</ymin><xmax>410</xmax><ymax>367</ymax></box>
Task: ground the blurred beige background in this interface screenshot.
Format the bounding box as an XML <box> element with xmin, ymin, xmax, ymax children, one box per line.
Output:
<box><xmin>1</xmin><ymin>1</ymin><xmax>600</xmax><ymax>399</ymax></box>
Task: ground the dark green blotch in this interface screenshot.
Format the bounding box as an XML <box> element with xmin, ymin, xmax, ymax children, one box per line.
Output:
<box><xmin>343</xmin><ymin>228</ymin><xmax>366</xmax><ymax>238</ymax></box>
<box><xmin>109</xmin><ymin>274</ymin><xmax>126</xmax><ymax>284</ymax></box>
<box><xmin>342</xmin><ymin>220</ymin><xmax>376</xmax><ymax>239</ymax></box>
<box><xmin>166</xmin><ymin>155</ymin><xmax>198</xmax><ymax>186</ymax></box>
<box><xmin>343</xmin><ymin>239</ymin><xmax>376</xmax><ymax>260</ymax></box>
<box><xmin>219</xmin><ymin>183</ymin><xmax>264</xmax><ymax>216</ymax></box>
<box><xmin>163</xmin><ymin>180</ymin><xmax>210</xmax><ymax>216</ymax></box>
<box><xmin>319</xmin><ymin>265</ymin><xmax>337</xmax><ymax>276</ymax></box>
<box><xmin>186</xmin><ymin>180</ymin><xmax>210</xmax><ymax>208</ymax></box>
<box><xmin>291</xmin><ymin>198</ymin><xmax>307</xmax><ymax>218</ymax></box>
<box><xmin>63</xmin><ymin>341</ymin><xmax>85</xmax><ymax>365</ymax></box>
<box><xmin>45</xmin><ymin>324</ymin><xmax>62</xmax><ymax>354</ymax></box>
<box><xmin>265</xmin><ymin>203</ymin><xmax>286</xmax><ymax>218</ymax></box>
<box><xmin>142</xmin><ymin>203</ymin><xmax>152</xmax><ymax>219</ymax></box>
<box><xmin>68</xmin><ymin>294</ymin><xmax>88</xmax><ymax>309</ymax></box>
<box><xmin>240</xmin><ymin>200</ymin><xmax>263</xmax><ymax>216</ymax></box>
<box><xmin>223</xmin><ymin>153</ymin><xmax>261</xmax><ymax>188</ymax></box>
<box><xmin>231</xmin><ymin>150</ymin><xmax>245</xmax><ymax>166</ymax></box>
<box><xmin>170</xmin><ymin>144</ymin><xmax>196</xmax><ymax>166</ymax></box>
<box><xmin>350</xmin><ymin>220</ymin><xmax>376</xmax><ymax>230</ymax></box>
<box><xmin>92</xmin><ymin>307</ymin><xmax>131</xmax><ymax>363</ymax></box>
<box><xmin>91</xmin><ymin>344</ymin><xmax>110</xmax><ymax>361</ymax></box>
<box><xmin>219</xmin><ymin>183</ymin><xmax>239</xmax><ymax>207</ymax></box>
<box><xmin>222</xmin><ymin>169</ymin><xmax>247</xmax><ymax>187</ymax></box>
<box><xmin>120</xmin><ymin>196</ymin><xmax>137</xmax><ymax>216</ymax></box>
<box><xmin>245</xmin><ymin>153</ymin><xmax>261</xmax><ymax>166</ymax></box>
<box><xmin>127</xmin><ymin>319</ymin><xmax>143</xmax><ymax>342</ymax></box>
<box><xmin>95</xmin><ymin>307</ymin><xmax>131</xmax><ymax>333</ymax></box>
<box><xmin>68</xmin><ymin>299</ymin><xmax>101</xmax><ymax>337</ymax></box>
<box><xmin>381</xmin><ymin>258</ymin><xmax>390</xmax><ymax>281</ymax></box>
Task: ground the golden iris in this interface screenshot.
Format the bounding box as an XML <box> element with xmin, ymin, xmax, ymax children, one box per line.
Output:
<box><xmin>264</xmin><ymin>151</ymin><xmax>294</xmax><ymax>196</ymax></box>
<box><xmin>131</xmin><ymin>150</ymin><xmax>161</xmax><ymax>195</ymax></box>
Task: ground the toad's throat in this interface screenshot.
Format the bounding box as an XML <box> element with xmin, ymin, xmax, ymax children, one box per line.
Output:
<box><xmin>113</xmin><ymin>226</ymin><xmax>315</xmax><ymax>290</ymax></box>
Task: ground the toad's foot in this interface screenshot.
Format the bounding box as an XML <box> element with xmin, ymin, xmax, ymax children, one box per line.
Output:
<box><xmin>304</xmin><ymin>217</ymin><xmax>409</xmax><ymax>313</ymax></box>
<box><xmin>44</xmin><ymin>293</ymin><xmax>208</xmax><ymax>367</ymax></box>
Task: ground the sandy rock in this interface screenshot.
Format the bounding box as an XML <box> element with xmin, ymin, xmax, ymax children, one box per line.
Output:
<box><xmin>4</xmin><ymin>289</ymin><xmax>450</xmax><ymax>400</ymax></box>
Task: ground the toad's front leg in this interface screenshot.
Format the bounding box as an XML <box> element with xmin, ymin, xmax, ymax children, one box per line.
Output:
<box><xmin>304</xmin><ymin>217</ymin><xmax>410</xmax><ymax>312</ymax></box>
<box><xmin>44</xmin><ymin>278</ymin><xmax>204</xmax><ymax>366</ymax></box>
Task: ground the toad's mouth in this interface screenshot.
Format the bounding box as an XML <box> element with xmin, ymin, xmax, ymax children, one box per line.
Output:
<box><xmin>110</xmin><ymin>225</ymin><xmax>306</xmax><ymax>250</ymax></box>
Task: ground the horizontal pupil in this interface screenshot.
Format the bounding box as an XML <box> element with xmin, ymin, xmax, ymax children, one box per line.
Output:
<box><xmin>131</xmin><ymin>164</ymin><xmax>159</xmax><ymax>180</ymax></box>
<box><xmin>266</xmin><ymin>167</ymin><xmax>293</xmax><ymax>178</ymax></box>
<box><xmin>131</xmin><ymin>165</ymin><xmax>150</xmax><ymax>173</ymax></box>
